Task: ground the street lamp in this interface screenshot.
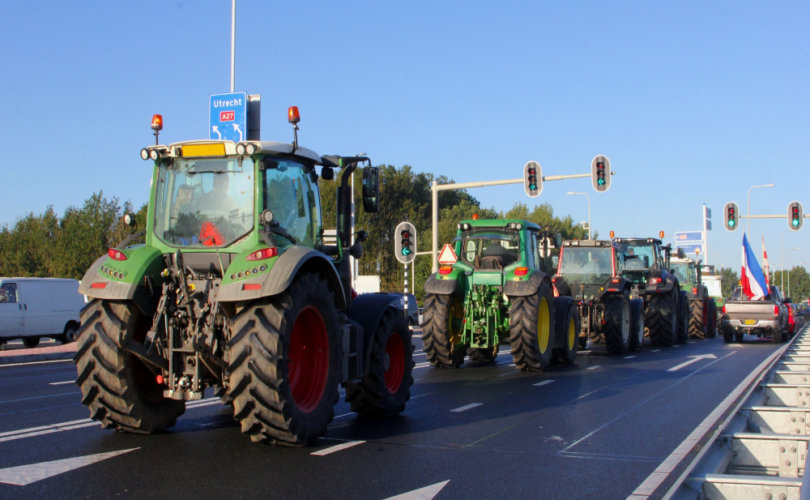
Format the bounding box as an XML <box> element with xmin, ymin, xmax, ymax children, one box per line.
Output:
<box><xmin>746</xmin><ymin>183</ymin><xmax>775</xmax><ymax>234</ymax></box>
<box><xmin>567</xmin><ymin>191</ymin><xmax>591</xmax><ymax>240</ymax></box>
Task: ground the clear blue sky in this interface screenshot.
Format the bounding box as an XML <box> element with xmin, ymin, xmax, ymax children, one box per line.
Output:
<box><xmin>1</xmin><ymin>1</ymin><xmax>808</xmax><ymax>274</ymax></box>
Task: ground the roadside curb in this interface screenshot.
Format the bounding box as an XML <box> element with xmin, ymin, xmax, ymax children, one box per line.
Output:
<box><xmin>0</xmin><ymin>345</ymin><xmax>77</xmax><ymax>365</ymax></box>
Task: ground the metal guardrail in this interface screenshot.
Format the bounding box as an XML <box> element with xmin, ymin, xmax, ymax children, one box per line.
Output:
<box><xmin>664</xmin><ymin>326</ymin><xmax>809</xmax><ymax>500</ymax></box>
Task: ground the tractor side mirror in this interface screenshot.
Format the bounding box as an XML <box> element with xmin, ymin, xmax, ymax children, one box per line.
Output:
<box><xmin>362</xmin><ymin>167</ymin><xmax>379</xmax><ymax>213</ymax></box>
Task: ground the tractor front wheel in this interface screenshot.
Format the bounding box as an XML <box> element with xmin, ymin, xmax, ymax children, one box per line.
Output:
<box><xmin>604</xmin><ymin>294</ymin><xmax>631</xmax><ymax>354</ymax></box>
<box><xmin>226</xmin><ymin>273</ymin><xmax>340</xmax><ymax>446</ymax></box>
<box><xmin>552</xmin><ymin>297</ymin><xmax>579</xmax><ymax>364</ymax></box>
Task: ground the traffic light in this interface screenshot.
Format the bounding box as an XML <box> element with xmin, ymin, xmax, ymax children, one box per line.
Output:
<box><xmin>788</xmin><ymin>201</ymin><xmax>804</xmax><ymax>231</ymax></box>
<box><xmin>523</xmin><ymin>161</ymin><xmax>542</xmax><ymax>198</ymax></box>
<box><xmin>591</xmin><ymin>155</ymin><xmax>611</xmax><ymax>192</ymax></box>
<box><xmin>723</xmin><ymin>202</ymin><xmax>739</xmax><ymax>231</ymax></box>
<box><xmin>395</xmin><ymin>221</ymin><xmax>417</xmax><ymax>264</ymax></box>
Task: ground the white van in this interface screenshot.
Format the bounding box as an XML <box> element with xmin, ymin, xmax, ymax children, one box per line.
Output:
<box><xmin>0</xmin><ymin>278</ymin><xmax>85</xmax><ymax>348</ymax></box>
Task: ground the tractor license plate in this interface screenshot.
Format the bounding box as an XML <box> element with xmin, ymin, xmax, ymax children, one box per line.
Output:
<box><xmin>743</xmin><ymin>319</ymin><xmax>757</xmax><ymax>325</ymax></box>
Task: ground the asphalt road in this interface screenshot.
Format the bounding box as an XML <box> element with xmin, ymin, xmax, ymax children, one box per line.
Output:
<box><xmin>0</xmin><ymin>333</ymin><xmax>781</xmax><ymax>499</ymax></box>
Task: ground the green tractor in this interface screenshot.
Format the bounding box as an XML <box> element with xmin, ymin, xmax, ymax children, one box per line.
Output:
<box><xmin>73</xmin><ymin>108</ymin><xmax>414</xmax><ymax>446</ymax></box>
<box><xmin>613</xmin><ymin>236</ymin><xmax>688</xmax><ymax>346</ymax></box>
<box><xmin>421</xmin><ymin>218</ymin><xmax>578</xmax><ymax>371</ymax></box>
<box><xmin>669</xmin><ymin>254</ymin><xmax>718</xmax><ymax>339</ymax></box>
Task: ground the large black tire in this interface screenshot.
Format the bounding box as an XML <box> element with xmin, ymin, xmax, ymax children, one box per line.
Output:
<box><xmin>552</xmin><ymin>297</ymin><xmax>578</xmax><ymax>364</ymax></box>
<box><xmin>676</xmin><ymin>290</ymin><xmax>689</xmax><ymax>344</ymax></box>
<box><xmin>646</xmin><ymin>288</ymin><xmax>677</xmax><ymax>346</ymax></box>
<box><xmin>706</xmin><ymin>300</ymin><xmax>717</xmax><ymax>338</ymax></box>
<box><xmin>722</xmin><ymin>323</ymin><xmax>734</xmax><ymax>343</ymax></box>
<box><xmin>74</xmin><ymin>300</ymin><xmax>185</xmax><ymax>433</ymax></box>
<box><xmin>629</xmin><ymin>299</ymin><xmax>645</xmax><ymax>351</ymax></box>
<box><xmin>345</xmin><ymin>308</ymin><xmax>414</xmax><ymax>416</ymax></box>
<box><xmin>688</xmin><ymin>298</ymin><xmax>708</xmax><ymax>339</ymax></box>
<box><xmin>225</xmin><ymin>273</ymin><xmax>341</xmax><ymax>445</ymax></box>
<box><xmin>508</xmin><ymin>281</ymin><xmax>555</xmax><ymax>372</ymax></box>
<box><xmin>421</xmin><ymin>294</ymin><xmax>465</xmax><ymax>368</ymax></box>
<box><xmin>604</xmin><ymin>294</ymin><xmax>630</xmax><ymax>354</ymax></box>
<box><xmin>22</xmin><ymin>336</ymin><xmax>40</xmax><ymax>348</ymax></box>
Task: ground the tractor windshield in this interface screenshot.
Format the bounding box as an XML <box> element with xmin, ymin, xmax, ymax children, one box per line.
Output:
<box><xmin>458</xmin><ymin>230</ymin><xmax>520</xmax><ymax>270</ymax></box>
<box><xmin>670</xmin><ymin>262</ymin><xmax>693</xmax><ymax>284</ymax></box>
<box><xmin>154</xmin><ymin>158</ymin><xmax>254</xmax><ymax>247</ymax></box>
<box><xmin>619</xmin><ymin>242</ymin><xmax>657</xmax><ymax>271</ymax></box>
<box><xmin>559</xmin><ymin>247</ymin><xmax>613</xmax><ymax>284</ymax></box>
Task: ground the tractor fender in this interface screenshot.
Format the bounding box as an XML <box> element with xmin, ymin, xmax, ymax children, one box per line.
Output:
<box><xmin>78</xmin><ymin>248</ymin><xmax>164</xmax><ymax>317</ymax></box>
<box><xmin>347</xmin><ymin>293</ymin><xmax>403</xmax><ymax>372</ymax></box>
<box><xmin>218</xmin><ymin>246</ymin><xmax>348</xmax><ymax>309</ymax></box>
<box><xmin>424</xmin><ymin>273</ymin><xmax>458</xmax><ymax>295</ymax></box>
<box><xmin>644</xmin><ymin>272</ymin><xmax>678</xmax><ymax>295</ymax></box>
<box><xmin>504</xmin><ymin>270</ymin><xmax>549</xmax><ymax>297</ymax></box>
<box><xmin>598</xmin><ymin>277</ymin><xmax>631</xmax><ymax>300</ymax></box>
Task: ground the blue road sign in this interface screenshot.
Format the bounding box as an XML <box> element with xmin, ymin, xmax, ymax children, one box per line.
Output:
<box><xmin>210</xmin><ymin>92</ymin><xmax>247</xmax><ymax>142</ymax></box>
<box><xmin>674</xmin><ymin>231</ymin><xmax>702</xmax><ymax>242</ymax></box>
<box><xmin>675</xmin><ymin>243</ymin><xmax>703</xmax><ymax>256</ymax></box>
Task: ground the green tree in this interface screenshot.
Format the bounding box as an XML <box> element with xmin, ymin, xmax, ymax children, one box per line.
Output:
<box><xmin>719</xmin><ymin>267</ymin><xmax>740</xmax><ymax>299</ymax></box>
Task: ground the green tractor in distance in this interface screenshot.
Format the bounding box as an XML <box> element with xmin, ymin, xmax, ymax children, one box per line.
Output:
<box><xmin>613</xmin><ymin>236</ymin><xmax>689</xmax><ymax>346</ymax></box>
<box><xmin>553</xmin><ymin>239</ymin><xmax>645</xmax><ymax>353</ymax></box>
<box><xmin>421</xmin><ymin>218</ymin><xmax>579</xmax><ymax>371</ymax></box>
<box><xmin>669</xmin><ymin>254</ymin><xmax>718</xmax><ymax>339</ymax></box>
<box><xmin>73</xmin><ymin>108</ymin><xmax>414</xmax><ymax>446</ymax></box>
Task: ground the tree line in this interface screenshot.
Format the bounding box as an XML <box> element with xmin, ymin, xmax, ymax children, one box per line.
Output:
<box><xmin>2</xmin><ymin>164</ymin><xmax>806</xmax><ymax>303</ymax></box>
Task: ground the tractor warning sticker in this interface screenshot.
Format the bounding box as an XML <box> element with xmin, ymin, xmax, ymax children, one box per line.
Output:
<box><xmin>438</xmin><ymin>244</ymin><xmax>458</xmax><ymax>265</ymax></box>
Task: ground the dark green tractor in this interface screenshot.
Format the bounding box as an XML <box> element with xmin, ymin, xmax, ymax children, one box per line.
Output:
<box><xmin>73</xmin><ymin>108</ymin><xmax>414</xmax><ymax>446</ymax></box>
<box><xmin>421</xmin><ymin>218</ymin><xmax>578</xmax><ymax>371</ymax></box>
<box><xmin>670</xmin><ymin>255</ymin><xmax>717</xmax><ymax>339</ymax></box>
<box><xmin>613</xmin><ymin>237</ymin><xmax>688</xmax><ymax>346</ymax></box>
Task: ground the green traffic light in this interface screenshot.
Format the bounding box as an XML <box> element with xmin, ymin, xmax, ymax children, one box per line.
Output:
<box><xmin>529</xmin><ymin>183</ymin><xmax>537</xmax><ymax>190</ymax></box>
<box><xmin>402</xmin><ymin>247</ymin><xmax>411</xmax><ymax>256</ymax></box>
<box><xmin>793</xmin><ymin>219</ymin><xmax>800</xmax><ymax>227</ymax></box>
<box><xmin>729</xmin><ymin>220</ymin><xmax>735</xmax><ymax>227</ymax></box>
<box><xmin>598</xmin><ymin>178</ymin><xmax>605</xmax><ymax>186</ymax></box>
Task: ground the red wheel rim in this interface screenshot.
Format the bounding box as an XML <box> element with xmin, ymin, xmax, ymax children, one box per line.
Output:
<box><xmin>384</xmin><ymin>332</ymin><xmax>405</xmax><ymax>394</ymax></box>
<box><xmin>289</xmin><ymin>306</ymin><xmax>329</xmax><ymax>412</ymax></box>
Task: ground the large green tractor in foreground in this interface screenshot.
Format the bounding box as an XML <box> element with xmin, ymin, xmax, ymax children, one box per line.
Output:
<box><xmin>421</xmin><ymin>218</ymin><xmax>578</xmax><ymax>371</ymax></box>
<box><xmin>74</xmin><ymin>109</ymin><xmax>414</xmax><ymax>446</ymax></box>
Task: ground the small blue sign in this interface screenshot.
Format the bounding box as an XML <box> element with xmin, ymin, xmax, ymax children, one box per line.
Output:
<box><xmin>674</xmin><ymin>231</ymin><xmax>702</xmax><ymax>242</ymax></box>
<box><xmin>210</xmin><ymin>92</ymin><xmax>247</xmax><ymax>142</ymax></box>
<box><xmin>675</xmin><ymin>243</ymin><xmax>703</xmax><ymax>255</ymax></box>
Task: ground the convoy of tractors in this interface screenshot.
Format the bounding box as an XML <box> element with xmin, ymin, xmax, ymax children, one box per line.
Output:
<box><xmin>70</xmin><ymin>102</ymin><xmax>741</xmax><ymax>448</ymax></box>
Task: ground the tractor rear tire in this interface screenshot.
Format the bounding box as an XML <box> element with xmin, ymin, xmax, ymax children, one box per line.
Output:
<box><xmin>345</xmin><ymin>308</ymin><xmax>414</xmax><ymax>416</ymax></box>
<box><xmin>629</xmin><ymin>299</ymin><xmax>645</xmax><ymax>351</ymax></box>
<box><xmin>676</xmin><ymin>291</ymin><xmax>689</xmax><ymax>344</ymax></box>
<box><xmin>74</xmin><ymin>300</ymin><xmax>185</xmax><ymax>433</ymax></box>
<box><xmin>226</xmin><ymin>273</ymin><xmax>341</xmax><ymax>446</ymax></box>
<box><xmin>646</xmin><ymin>288</ymin><xmax>677</xmax><ymax>346</ymax></box>
<box><xmin>688</xmin><ymin>299</ymin><xmax>708</xmax><ymax>339</ymax></box>
<box><xmin>706</xmin><ymin>300</ymin><xmax>717</xmax><ymax>338</ymax></box>
<box><xmin>552</xmin><ymin>297</ymin><xmax>578</xmax><ymax>364</ymax></box>
<box><xmin>604</xmin><ymin>294</ymin><xmax>631</xmax><ymax>354</ymax></box>
<box><xmin>508</xmin><ymin>282</ymin><xmax>555</xmax><ymax>372</ymax></box>
<box><xmin>722</xmin><ymin>324</ymin><xmax>734</xmax><ymax>343</ymax></box>
<box><xmin>421</xmin><ymin>294</ymin><xmax>464</xmax><ymax>368</ymax></box>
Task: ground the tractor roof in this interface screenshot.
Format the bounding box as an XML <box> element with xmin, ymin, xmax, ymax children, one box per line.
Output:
<box><xmin>147</xmin><ymin>140</ymin><xmax>323</xmax><ymax>164</ymax></box>
<box><xmin>458</xmin><ymin>218</ymin><xmax>541</xmax><ymax>231</ymax></box>
<box><xmin>562</xmin><ymin>239</ymin><xmax>614</xmax><ymax>248</ymax></box>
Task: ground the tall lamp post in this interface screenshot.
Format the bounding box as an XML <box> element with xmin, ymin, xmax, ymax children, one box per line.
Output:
<box><xmin>567</xmin><ymin>191</ymin><xmax>591</xmax><ymax>240</ymax></box>
<box><xmin>746</xmin><ymin>183</ymin><xmax>774</xmax><ymax>234</ymax></box>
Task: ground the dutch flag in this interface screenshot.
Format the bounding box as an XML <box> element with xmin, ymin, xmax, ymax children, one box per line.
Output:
<box><xmin>741</xmin><ymin>232</ymin><xmax>768</xmax><ymax>300</ymax></box>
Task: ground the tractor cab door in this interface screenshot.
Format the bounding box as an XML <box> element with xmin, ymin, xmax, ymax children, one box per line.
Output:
<box><xmin>262</xmin><ymin>157</ymin><xmax>322</xmax><ymax>248</ymax></box>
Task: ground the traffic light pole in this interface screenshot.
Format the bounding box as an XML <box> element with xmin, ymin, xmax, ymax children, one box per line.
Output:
<box><xmin>430</xmin><ymin>173</ymin><xmax>592</xmax><ymax>272</ymax></box>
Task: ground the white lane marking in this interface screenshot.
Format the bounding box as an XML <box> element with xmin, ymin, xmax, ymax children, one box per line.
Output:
<box><xmin>532</xmin><ymin>380</ymin><xmax>555</xmax><ymax>387</ymax></box>
<box><xmin>310</xmin><ymin>440</ymin><xmax>365</xmax><ymax>456</ymax></box>
<box><xmin>0</xmin><ymin>398</ymin><xmax>221</xmax><ymax>443</ymax></box>
<box><xmin>450</xmin><ymin>403</ymin><xmax>482</xmax><ymax>413</ymax></box>
<box><xmin>0</xmin><ymin>359</ymin><xmax>73</xmax><ymax>369</ymax></box>
<box><xmin>385</xmin><ymin>480</ymin><xmax>450</xmax><ymax>500</ymax></box>
<box><xmin>415</xmin><ymin>361</ymin><xmax>432</xmax><ymax>369</ymax></box>
<box><xmin>575</xmin><ymin>389</ymin><xmax>601</xmax><ymax>401</ymax></box>
<box><xmin>651</xmin><ymin>349</ymin><xmax>662</xmax><ymax>353</ymax></box>
<box><xmin>0</xmin><ymin>392</ymin><xmax>79</xmax><ymax>405</ymax></box>
<box><xmin>0</xmin><ymin>448</ymin><xmax>139</xmax><ymax>486</ymax></box>
<box><xmin>624</xmin><ymin>355</ymin><xmax>636</xmax><ymax>360</ymax></box>
<box><xmin>564</xmin><ymin>351</ymin><xmax>735</xmax><ymax>454</ymax></box>
<box><xmin>667</xmin><ymin>354</ymin><xmax>718</xmax><ymax>372</ymax></box>
<box><xmin>48</xmin><ymin>381</ymin><xmax>74</xmax><ymax>386</ymax></box>
<box><xmin>587</xmin><ymin>365</ymin><xmax>602</xmax><ymax>371</ymax></box>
